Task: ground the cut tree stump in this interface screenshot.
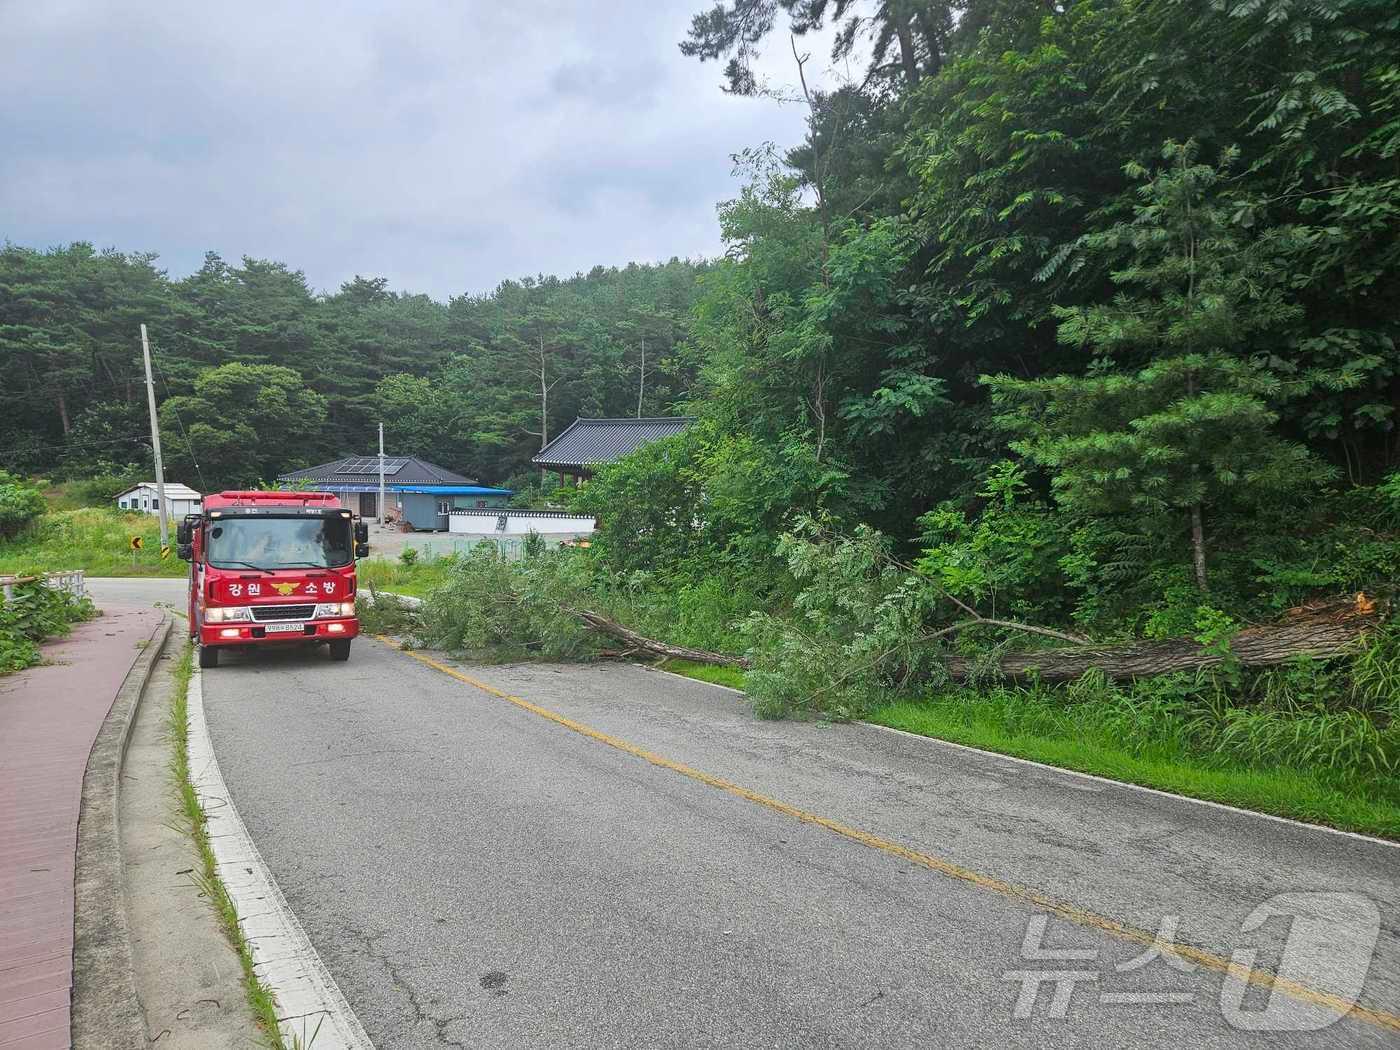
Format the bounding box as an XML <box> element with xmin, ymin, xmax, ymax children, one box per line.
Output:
<box><xmin>945</xmin><ymin>594</ymin><xmax>1380</xmax><ymax>683</ymax></box>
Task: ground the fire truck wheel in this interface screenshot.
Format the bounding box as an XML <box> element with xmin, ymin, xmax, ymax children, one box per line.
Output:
<box><xmin>328</xmin><ymin>639</ymin><xmax>352</xmax><ymax>662</ymax></box>
<box><xmin>198</xmin><ymin>645</ymin><xmax>219</xmax><ymax>669</ymax></box>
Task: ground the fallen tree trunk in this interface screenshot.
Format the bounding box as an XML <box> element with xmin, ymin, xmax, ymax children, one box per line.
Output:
<box><xmin>945</xmin><ymin>595</ymin><xmax>1380</xmax><ymax>683</ymax></box>
<box><xmin>576</xmin><ymin>609</ymin><xmax>751</xmax><ymax>669</ymax></box>
<box><xmin>573</xmin><ymin>595</ymin><xmax>1378</xmax><ymax>685</ymax></box>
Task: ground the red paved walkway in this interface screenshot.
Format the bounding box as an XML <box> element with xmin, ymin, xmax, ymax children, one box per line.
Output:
<box><xmin>0</xmin><ymin>604</ymin><xmax>160</xmax><ymax>1050</ymax></box>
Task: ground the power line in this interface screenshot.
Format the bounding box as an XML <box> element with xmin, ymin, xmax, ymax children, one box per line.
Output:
<box><xmin>0</xmin><ymin>432</ymin><xmax>150</xmax><ymax>460</ymax></box>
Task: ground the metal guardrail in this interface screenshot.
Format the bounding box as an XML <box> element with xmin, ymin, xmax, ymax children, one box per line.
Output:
<box><xmin>0</xmin><ymin>570</ymin><xmax>86</xmax><ymax>603</ymax></box>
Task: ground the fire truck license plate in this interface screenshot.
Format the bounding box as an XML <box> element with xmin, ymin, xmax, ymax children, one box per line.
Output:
<box><xmin>264</xmin><ymin>622</ymin><xmax>304</xmax><ymax>634</ymax></box>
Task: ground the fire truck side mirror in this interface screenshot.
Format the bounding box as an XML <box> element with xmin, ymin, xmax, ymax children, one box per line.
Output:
<box><xmin>354</xmin><ymin>521</ymin><xmax>369</xmax><ymax>544</ymax></box>
<box><xmin>176</xmin><ymin>521</ymin><xmax>193</xmax><ymax>545</ymax></box>
<box><xmin>177</xmin><ymin>543</ymin><xmax>193</xmax><ymax>561</ymax></box>
<box><xmin>355</xmin><ymin>542</ymin><xmax>370</xmax><ymax>559</ymax></box>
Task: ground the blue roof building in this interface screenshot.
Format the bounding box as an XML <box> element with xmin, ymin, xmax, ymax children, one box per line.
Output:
<box><xmin>277</xmin><ymin>455</ymin><xmax>512</xmax><ymax>530</ymax></box>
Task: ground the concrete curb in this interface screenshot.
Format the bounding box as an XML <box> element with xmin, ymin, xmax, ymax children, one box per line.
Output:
<box><xmin>72</xmin><ymin>612</ymin><xmax>173</xmax><ymax>1050</ymax></box>
<box><xmin>187</xmin><ymin>667</ymin><xmax>376</xmax><ymax>1050</ymax></box>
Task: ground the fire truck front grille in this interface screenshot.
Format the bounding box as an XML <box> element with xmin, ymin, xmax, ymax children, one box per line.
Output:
<box><xmin>251</xmin><ymin>604</ymin><xmax>316</xmax><ymax>622</ymax></box>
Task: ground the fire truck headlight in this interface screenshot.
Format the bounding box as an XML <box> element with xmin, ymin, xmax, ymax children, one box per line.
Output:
<box><xmin>207</xmin><ymin>607</ymin><xmax>252</xmax><ymax>623</ymax></box>
<box><xmin>314</xmin><ymin>602</ymin><xmax>355</xmax><ymax>619</ymax></box>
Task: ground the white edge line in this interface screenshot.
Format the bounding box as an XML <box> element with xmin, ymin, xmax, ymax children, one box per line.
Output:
<box><xmin>860</xmin><ymin>720</ymin><xmax>1400</xmax><ymax>851</ymax></box>
<box><xmin>186</xmin><ymin>666</ymin><xmax>377</xmax><ymax>1049</ymax></box>
<box><xmin>381</xmin><ymin>589</ymin><xmax>1397</xmax><ymax>851</ymax></box>
<box><xmin>642</xmin><ymin>663</ymin><xmax>746</xmax><ymax>697</ymax></box>
<box><xmin>640</xmin><ymin>662</ymin><xmax>1398</xmax><ymax>852</ymax></box>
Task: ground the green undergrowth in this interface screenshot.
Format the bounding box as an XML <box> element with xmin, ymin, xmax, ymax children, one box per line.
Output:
<box><xmin>167</xmin><ymin>642</ymin><xmax>290</xmax><ymax>1048</ymax></box>
<box><xmin>356</xmin><ymin>556</ymin><xmax>452</xmax><ymax>598</ymax></box>
<box><xmin>659</xmin><ymin>658</ymin><xmax>748</xmax><ymax>691</ymax></box>
<box><xmin>869</xmin><ymin>662</ymin><xmax>1400</xmax><ymax>841</ymax></box>
<box><xmin>0</xmin><ymin>507</ymin><xmax>186</xmax><ymax>578</ymax></box>
<box><xmin>0</xmin><ymin>579</ymin><xmax>94</xmax><ymax>673</ymax></box>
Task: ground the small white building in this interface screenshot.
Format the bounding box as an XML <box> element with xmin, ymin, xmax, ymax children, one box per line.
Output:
<box><xmin>115</xmin><ymin>482</ymin><xmax>202</xmax><ymax>518</ymax></box>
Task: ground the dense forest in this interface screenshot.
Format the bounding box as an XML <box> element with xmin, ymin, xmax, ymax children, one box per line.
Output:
<box><xmin>0</xmin><ymin>250</ymin><xmax>706</xmax><ymax>489</ymax></box>
<box><xmin>5</xmin><ymin>0</ymin><xmax>1399</xmax><ymax>646</ymax></box>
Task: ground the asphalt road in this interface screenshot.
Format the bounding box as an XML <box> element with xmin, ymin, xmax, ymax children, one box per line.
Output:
<box><xmin>90</xmin><ymin>579</ymin><xmax>1400</xmax><ymax>1048</ymax></box>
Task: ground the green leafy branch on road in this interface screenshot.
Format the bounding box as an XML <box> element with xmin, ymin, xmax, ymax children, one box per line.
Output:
<box><xmin>166</xmin><ymin>642</ymin><xmax>295</xmax><ymax>1049</ymax></box>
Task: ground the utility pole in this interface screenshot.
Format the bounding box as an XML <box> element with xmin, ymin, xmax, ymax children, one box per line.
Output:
<box><xmin>140</xmin><ymin>324</ymin><xmax>169</xmax><ymax>547</ymax></box>
<box><xmin>377</xmin><ymin>422</ymin><xmax>386</xmax><ymax>527</ymax></box>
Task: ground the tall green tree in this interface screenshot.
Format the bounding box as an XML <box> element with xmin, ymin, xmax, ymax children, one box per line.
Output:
<box><xmin>987</xmin><ymin>142</ymin><xmax>1327</xmax><ymax>591</ymax></box>
<box><xmin>158</xmin><ymin>363</ymin><xmax>328</xmax><ymax>488</ymax></box>
<box><xmin>681</xmin><ymin>0</ymin><xmax>960</xmax><ymax>94</ymax></box>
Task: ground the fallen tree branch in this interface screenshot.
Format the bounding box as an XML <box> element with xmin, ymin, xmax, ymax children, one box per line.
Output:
<box><xmin>946</xmin><ymin>594</ymin><xmax>1380</xmax><ymax>683</ymax></box>
<box><xmin>575</xmin><ymin>609</ymin><xmax>751</xmax><ymax>669</ymax></box>
<box><xmin>928</xmin><ymin>617</ymin><xmax>1090</xmax><ymax>646</ymax></box>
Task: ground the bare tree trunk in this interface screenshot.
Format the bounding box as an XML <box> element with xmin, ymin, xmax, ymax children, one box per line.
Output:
<box><xmin>913</xmin><ymin>8</ymin><xmax>943</xmax><ymax>78</ymax></box>
<box><xmin>791</xmin><ymin>37</ymin><xmax>831</xmax><ymax>287</ymax></box>
<box><xmin>56</xmin><ymin>389</ymin><xmax>71</xmax><ymax>435</ymax></box>
<box><xmin>791</xmin><ymin>36</ymin><xmax>832</xmax><ymax>460</ymax></box>
<box><xmin>1190</xmin><ymin>503</ymin><xmax>1208</xmax><ymax>593</ymax></box>
<box><xmin>894</xmin><ymin>18</ymin><xmax>921</xmax><ymax>85</ymax></box>
<box><xmin>637</xmin><ymin>335</ymin><xmax>646</xmax><ymax>418</ymax></box>
<box><xmin>538</xmin><ymin>334</ymin><xmax>549</xmax><ymax>451</ymax></box>
<box><xmin>538</xmin><ymin>333</ymin><xmax>551</xmax><ymax>484</ymax></box>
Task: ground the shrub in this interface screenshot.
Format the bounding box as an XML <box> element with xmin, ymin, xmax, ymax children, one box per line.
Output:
<box><xmin>916</xmin><ymin>462</ymin><xmax>1074</xmax><ymax>626</ymax></box>
<box><xmin>575</xmin><ymin>422</ymin><xmax>843</xmax><ymax>582</ymax></box>
<box><xmin>0</xmin><ymin>581</ymin><xmax>95</xmax><ymax>673</ymax></box>
<box><xmin>0</xmin><ymin>473</ymin><xmax>46</xmax><ymax>539</ymax></box>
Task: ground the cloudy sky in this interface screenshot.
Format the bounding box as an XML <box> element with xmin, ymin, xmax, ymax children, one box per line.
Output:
<box><xmin>1</xmin><ymin>1</ymin><xmax>832</xmax><ymax>300</ymax></box>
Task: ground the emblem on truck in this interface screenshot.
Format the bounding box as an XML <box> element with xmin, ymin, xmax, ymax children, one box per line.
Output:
<box><xmin>272</xmin><ymin>582</ymin><xmax>299</xmax><ymax>596</ymax></box>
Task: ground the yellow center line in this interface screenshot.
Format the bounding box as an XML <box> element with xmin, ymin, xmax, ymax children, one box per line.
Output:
<box><xmin>379</xmin><ymin>636</ymin><xmax>1400</xmax><ymax>1034</ymax></box>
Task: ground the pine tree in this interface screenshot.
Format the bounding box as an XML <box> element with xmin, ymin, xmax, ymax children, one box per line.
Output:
<box><xmin>986</xmin><ymin>141</ymin><xmax>1325</xmax><ymax>592</ymax></box>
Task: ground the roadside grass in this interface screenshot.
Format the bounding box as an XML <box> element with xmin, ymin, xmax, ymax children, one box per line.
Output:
<box><xmin>40</xmin><ymin>477</ymin><xmax>130</xmax><ymax>511</ymax></box>
<box><xmin>356</xmin><ymin>557</ymin><xmax>451</xmax><ymax>598</ymax></box>
<box><xmin>869</xmin><ymin>696</ymin><xmax>1400</xmax><ymax>841</ymax></box>
<box><xmin>659</xmin><ymin>658</ymin><xmax>747</xmax><ymax>691</ymax></box>
<box><xmin>166</xmin><ymin>642</ymin><xmax>289</xmax><ymax>1048</ymax></box>
<box><xmin>0</xmin><ymin>508</ymin><xmax>186</xmax><ymax>578</ymax></box>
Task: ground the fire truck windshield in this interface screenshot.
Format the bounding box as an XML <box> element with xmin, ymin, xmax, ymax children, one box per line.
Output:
<box><xmin>206</xmin><ymin>515</ymin><xmax>353</xmax><ymax>571</ymax></box>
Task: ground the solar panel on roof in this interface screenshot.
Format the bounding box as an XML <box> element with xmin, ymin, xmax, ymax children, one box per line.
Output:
<box><xmin>335</xmin><ymin>456</ymin><xmax>409</xmax><ymax>475</ymax></box>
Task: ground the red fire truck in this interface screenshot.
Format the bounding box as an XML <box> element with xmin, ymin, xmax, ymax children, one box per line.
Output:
<box><xmin>177</xmin><ymin>490</ymin><xmax>369</xmax><ymax>668</ymax></box>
